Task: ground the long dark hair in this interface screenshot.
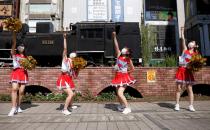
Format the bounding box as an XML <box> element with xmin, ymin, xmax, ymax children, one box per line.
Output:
<box><xmin>16</xmin><ymin>44</ymin><xmax>26</xmax><ymax>55</ymax></box>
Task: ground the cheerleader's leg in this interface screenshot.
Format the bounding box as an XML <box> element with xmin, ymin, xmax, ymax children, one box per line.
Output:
<box><xmin>116</xmin><ymin>87</ymin><xmax>124</xmax><ymax>106</ymax></box>
<box><xmin>186</xmin><ymin>84</ymin><xmax>194</xmax><ymax>106</ymax></box>
<box><xmin>8</xmin><ymin>83</ymin><xmax>19</xmax><ymax>116</ymax></box>
<box><xmin>11</xmin><ymin>83</ymin><xmax>19</xmax><ymax>108</ymax></box>
<box><xmin>175</xmin><ymin>84</ymin><xmax>182</xmax><ymax>105</ymax></box>
<box><xmin>117</xmin><ymin>86</ymin><xmax>128</xmax><ymax>107</ymax></box>
<box><xmin>68</xmin><ymin>91</ymin><xmax>76</xmax><ymax>108</ymax></box>
<box><xmin>63</xmin><ymin>88</ymin><xmax>74</xmax><ymax>110</ymax></box>
<box><xmin>17</xmin><ymin>84</ymin><xmax>25</xmax><ymax>111</ymax></box>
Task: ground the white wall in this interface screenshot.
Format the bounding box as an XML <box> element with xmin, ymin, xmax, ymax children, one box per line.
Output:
<box><xmin>63</xmin><ymin>0</ymin><xmax>87</xmax><ymax>28</ymax></box>
<box><xmin>124</xmin><ymin>0</ymin><xmax>142</xmax><ymax>23</ymax></box>
<box><xmin>19</xmin><ymin>0</ymin><xmax>28</xmax><ymax>23</ymax></box>
<box><xmin>63</xmin><ymin>0</ymin><xmax>143</xmax><ymax>28</ymax></box>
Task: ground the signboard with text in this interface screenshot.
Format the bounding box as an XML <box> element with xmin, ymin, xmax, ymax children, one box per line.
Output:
<box><xmin>111</xmin><ymin>0</ymin><xmax>124</xmax><ymax>22</ymax></box>
<box><xmin>87</xmin><ymin>0</ymin><xmax>108</xmax><ymax>21</ymax></box>
<box><xmin>0</xmin><ymin>4</ymin><xmax>12</xmax><ymax>17</ymax></box>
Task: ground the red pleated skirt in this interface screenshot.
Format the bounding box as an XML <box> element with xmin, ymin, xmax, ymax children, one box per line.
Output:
<box><xmin>175</xmin><ymin>66</ymin><xmax>194</xmax><ymax>84</ymax></box>
<box><xmin>56</xmin><ymin>73</ymin><xmax>75</xmax><ymax>90</ymax></box>
<box><xmin>111</xmin><ymin>72</ymin><xmax>136</xmax><ymax>87</ymax></box>
<box><xmin>10</xmin><ymin>68</ymin><xmax>28</xmax><ymax>84</ymax></box>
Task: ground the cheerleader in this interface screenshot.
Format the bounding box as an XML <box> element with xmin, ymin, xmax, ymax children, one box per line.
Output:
<box><xmin>111</xmin><ymin>32</ymin><xmax>136</xmax><ymax>114</ymax></box>
<box><xmin>56</xmin><ymin>33</ymin><xmax>77</xmax><ymax>115</ymax></box>
<box><xmin>175</xmin><ymin>27</ymin><xmax>198</xmax><ymax>112</ymax></box>
<box><xmin>8</xmin><ymin>33</ymin><xmax>28</xmax><ymax>116</ymax></box>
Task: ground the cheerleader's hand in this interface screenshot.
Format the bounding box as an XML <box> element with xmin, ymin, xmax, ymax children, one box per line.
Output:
<box><xmin>112</xmin><ymin>32</ymin><xmax>116</xmax><ymax>38</ymax></box>
<box><xmin>63</xmin><ymin>33</ymin><xmax>67</xmax><ymax>39</ymax></box>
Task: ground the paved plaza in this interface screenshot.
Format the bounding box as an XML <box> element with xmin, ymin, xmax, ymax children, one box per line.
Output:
<box><xmin>0</xmin><ymin>101</ymin><xmax>210</xmax><ymax>130</ymax></box>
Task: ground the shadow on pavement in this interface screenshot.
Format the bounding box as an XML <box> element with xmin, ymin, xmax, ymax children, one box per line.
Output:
<box><xmin>21</xmin><ymin>103</ymin><xmax>39</xmax><ymax>110</ymax></box>
<box><xmin>156</xmin><ymin>102</ymin><xmax>174</xmax><ymax>109</ymax></box>
<box><xmin>104</xmin><ymin>103</ymin><xmax>119</xmax><ymax>111</ymax></box>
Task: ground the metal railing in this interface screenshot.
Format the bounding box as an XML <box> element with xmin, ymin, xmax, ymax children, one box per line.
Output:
<box><xmin>0</xmin><ymin>49</ymin><xmax>13</xmax><ymax>67</ymax></box>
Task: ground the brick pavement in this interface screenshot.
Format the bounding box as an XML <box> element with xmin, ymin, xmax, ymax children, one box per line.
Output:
<box><xmin>0</xmin><ymin>101</ymin><xmax>210</xmax><ymax>130</ymax></box>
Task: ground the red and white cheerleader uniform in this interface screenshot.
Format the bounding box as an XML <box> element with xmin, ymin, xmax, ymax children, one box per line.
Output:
<box><xmin>111</xmin><ymin>56</ymin><xmax>136</xmax><ymax>87</ymax></box>
<box><xmin>10</xmin><ymin>54</ymin><xmax>28</xmax><ymax>84</ymax></box>
<box><xmin>56</xmin><ymin>58</ymin><xmax>75</xmax><ymax>90</ymax></box>
<box><xmin>176</xmin><ymin>50</ymin><xmax>196</xmax><ymax>84</ymax></box>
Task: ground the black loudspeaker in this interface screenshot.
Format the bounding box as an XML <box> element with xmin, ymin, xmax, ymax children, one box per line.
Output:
<box><xmin>36</xmin><ymin>22</ymin><xmax>54</xmax><ymax>33</ymax></box>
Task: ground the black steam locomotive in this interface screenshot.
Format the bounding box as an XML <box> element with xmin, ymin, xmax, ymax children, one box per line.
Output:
<box><xmin>0</xmin><ymin>22</ymin><xmax>141</xmax><ymax>67</ymax></box>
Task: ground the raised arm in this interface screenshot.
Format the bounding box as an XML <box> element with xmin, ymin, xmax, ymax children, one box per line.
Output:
<box><xmin>180</xmin><ymin>27</ymin><xmax>187</xmax><ymax>52</ymax></box>
<box><xmin>10</xmin><ymin>32</ymin><xmax>16</xmax><ymax>56</ymax></box>
<box><xmin>112</xmin><ymin>32</ymin><xmax>121</xmax><ymax>57</ymax></box>
<box><xmin>62</xmin><ymin>33</ymin><xmax>67</xmax><ymax>58</ymax></box>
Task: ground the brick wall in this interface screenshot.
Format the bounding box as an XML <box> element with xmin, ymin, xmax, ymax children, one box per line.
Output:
<box><xmin>1</xmin><ymin>67</ymin><xmax>210</xmax><ymax>97</ymax></box>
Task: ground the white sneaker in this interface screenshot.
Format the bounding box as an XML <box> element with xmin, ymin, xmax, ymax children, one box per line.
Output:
<box><xmin>16</xmin><ymin>107</ymin><xmax>23</xmax><ymax>113</ymax></box>
<box><xmin>62</xmin><ymin>109</ymin><xmax>71</xmax><ymax>115</ymax></box>
<box><xmin>71</xmin><ymin>106</ymin><xmax>78</xmax><ymax>109</ymax></box>
<box><xmin>174</xmin><ymin>104</ymin><xmax>180</xmax><ymax>111</ymax></box>
<box><xmin>117</xmin><ymin>105</ymin><xmax>124</xmax><ymax>112</ymax></box>
<box><xmin>8</xmin><ymin>107</ymin><xmax>16</xmax><ymax>116</ymax></box>
<box><xmin>189</xmin><ymin>105</ymin><xmax>196</xmax><ymax>112</ymax></box>
<box><xmin>122</xmin><ymin>107</ymin><xmax>131</xmax><ymax>114</ymax></box>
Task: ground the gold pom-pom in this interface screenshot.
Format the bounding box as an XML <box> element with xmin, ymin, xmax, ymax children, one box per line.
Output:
<box><xmin>19</xmin><ymin>56</ymin><xmax>38</xmax><ymax>70</ymax></box>
<box><xmin>3</xmin><ymin>17</ymin><xmax>22</xmax><ymax>32</ymax></box>
<box><xmin>72</xmin><ymin>57</ymin><xmax>87</xmax><ymax>70</ymax></box>
<box><xmin>187</xmin><ymin>53</ymin><xmax>207</xmax><ymax>72</ymax></box>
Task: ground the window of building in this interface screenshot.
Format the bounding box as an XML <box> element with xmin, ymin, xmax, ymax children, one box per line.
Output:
<box><xmin>145</xmin><ymin>0</ymin><xmax>177</xmax><ymax>21</ymax></box>
<box><xmin>29</xmin><ymin>4</ymin><xmax>52</xmax><ymax>14</ymax></box>
<box><xmin>197</xmin><ymin>0</ymin><xmax>210</xmax><ymax>15</ymax></box>
<box><xmin>208</xmin><ymin>24</ymin><xmax>210</xmax><ymax>41</ymax></box>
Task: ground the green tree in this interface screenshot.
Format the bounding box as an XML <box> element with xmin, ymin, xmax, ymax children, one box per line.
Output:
<box><xmin>140</xmin><ymin>25</ymin><xmax>156</xmax><ymax>66</ymax></box>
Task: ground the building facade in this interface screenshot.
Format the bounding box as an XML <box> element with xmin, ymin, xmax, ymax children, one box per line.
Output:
<box><xmin>63</xmin><ymin>0</ymin><xmax>142</xmax><ymax>29</ymax></box>
<box><xmin>0</xmin><ymin>0</ymin><xmax>20</xmax><ymax>21</ymax></box>
<box><xmin>4</xmin><ymin>0</ymin><xmax>210</xmax><ymax>61</ymax></box>
<box><xmin>184</xmin><ymin>0</ymin><xmax>210</xmax><ymax>58</ymax></box>
<box><xmin>19</xmin><ymin>0</ymin><xmax>63</xmax><ymax>32</ymax></box>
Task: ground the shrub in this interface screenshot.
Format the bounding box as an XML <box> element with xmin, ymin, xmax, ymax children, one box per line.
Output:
<box><xmin>96</xmin><ymin>91</ymin><xmax>116</xmax><ymax>101</ymax></box>
<box><xmin>151</xmin><ymin>55</ymin><xmax>177</xmax><ymax>67</ymax></box>
<box><xmin>0</xmin><ymin>94</ymin><xmax>11</xmax><ymax>101</ymax></box>
<box><xmin>0</xmin><ymin>92</ymin><xmax>136</xmax><ymax>102</ymax></box>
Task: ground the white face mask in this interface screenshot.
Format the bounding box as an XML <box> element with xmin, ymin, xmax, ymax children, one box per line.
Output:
<box><xmin>121</xmin><ymin>48</ymin><xmax>128</xmax><ymax>54</ymax></box>
<box><xmin>188</xmin><ymin>41</ymin><xmax>196</xmax><ymax>49</ymax></box>
<box><xmin>69</xmin><ymin>53</ymin><xmax>77</xmax><ymax>58</ymax></box>
<box><xmin>17</xmin><ymin>46</ymin><xmax>25</xmax><ymax>52</ymax></box>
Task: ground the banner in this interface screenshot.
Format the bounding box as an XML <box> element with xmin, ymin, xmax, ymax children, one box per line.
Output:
<box><xmin>111</xmin><ymin>0</ymin><xmax>124</xmax><ymax>22</ymax></box>
<box><xmin>145</xmin><ymin>11</ymin><xmax>177</xmax><ymax>21</ymax></box>
<box><xmin>87</xmin><ymin>0</ymin><xmax>108</xmax><ymax>21</ymax></box>
<box><xmin>0</xmin><ymin>4</ymin><xmax>12</xmax><ymax>16</ymax></box>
